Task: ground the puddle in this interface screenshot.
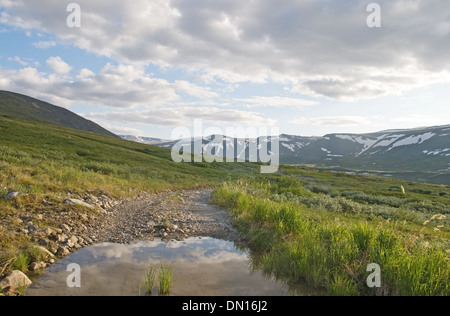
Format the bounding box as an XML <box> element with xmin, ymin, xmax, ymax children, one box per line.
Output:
<box><xmin>26</xmin><ymin>237</ymin><xmax>296</xmax><ymax>296</ymax></box>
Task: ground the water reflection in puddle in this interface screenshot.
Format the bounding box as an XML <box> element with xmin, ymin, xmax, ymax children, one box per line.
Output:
<box><xmin>27</xmin><ymin>237</ymin><xmax>295</xmax><ymax>296</ymax></box>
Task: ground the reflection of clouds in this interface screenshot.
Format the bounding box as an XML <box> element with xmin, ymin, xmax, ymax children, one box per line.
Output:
<box><xmin>76</xmin><ymin>238</ymin><xmax>247</xmax><ymax>266</ymax></box>
<box><xmin>87</xmin><ymin>243</ymin><xmax>135</xmax><ymax>260</ymax></box>
<box><xmin>28</xmin><ymin>237</ymin><xmax>288</xmax><ymax>296</ymax></box>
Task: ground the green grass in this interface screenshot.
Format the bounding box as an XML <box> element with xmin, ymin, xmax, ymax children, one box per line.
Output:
<box><xmin>158</xmin><ymin>263</ymin><xmax>174</xmax><ymax>296</ymax></box>
<box><xmin>139</xmin><ymin>265</ymin><xmax>157</xmax><ymax>296</ymax></box>
<box><xmin>213</xmin><ymin>175</ymin><xmax>450</xmax><ymax>296</ymax></box>
<box><xmin>138</xmin><ymin>263</ymin><xmax>174</xmax><ymax>296</ymax></box>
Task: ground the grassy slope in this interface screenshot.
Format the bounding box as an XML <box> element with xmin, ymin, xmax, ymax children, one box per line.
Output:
<box><xmin>0</xmin><ymin>115</ymin><xmax>259</xmax><ymax>197</ymax></box>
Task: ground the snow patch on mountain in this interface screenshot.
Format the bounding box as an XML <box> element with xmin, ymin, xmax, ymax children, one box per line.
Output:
<box><xmin>373</xmin><ymin>134</ymin><xmax>406</xmax><ymax>148</ymax></box>
<box><xmin>388</xmin><ymin>133</ymin><xmax>436</xmax><ymax>151</ymax></box>
<box><xmin>335</xmin><ymin>135</ymin><xmax>378</xmax><ymax>149</ymax></box>
<box><xmin>282</xmin><ymin>143</ymin><xmax>296</xmax><ymax>152</ymax></box>
<box><xmin>424</xmin><ymin>148</ymin><xmax>450</xmax><ymax>156</ymax></box>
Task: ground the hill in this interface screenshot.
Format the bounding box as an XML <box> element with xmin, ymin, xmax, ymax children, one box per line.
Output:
<box><xmin>0</xmin><ymin>90</ymin><xmax>117</xmax><ymax>138</ymax></box>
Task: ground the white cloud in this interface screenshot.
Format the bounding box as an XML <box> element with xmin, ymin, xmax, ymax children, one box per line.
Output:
<box><xmin>0</xmin><ymin>63</ymin><xmax>225</xmax><ymax>111</ymax></box>
<box><xmin>98</xmin><ymin>123</ymin><xmax>143</xmax><ymax>136</ymax></box>
<box><xmin>32</xmin><ymin>40</ymin><xmax>57</xmax><ymax>49</ymax></box>
<box><xmin>46</xmin><ymin>56</ymin><xmax>72</xmax><ymax>75</ymax></box>
<box><xmin>235</xmin><ymin>96</ymin><xmax>318</xmax><ymax>108</ymax></box>
<box><xmin>7</xmin><ymin>56</ymin><xmax>29</xmax><ymax>66</ymax></box>
<box><xmin>2</xmin><ymin>0</ymin><xmax>450</xmax><ymax>101</ymax></box>
<box><xmin>84</xmin><ymin>107</ymin><xmax>276</xmax><ymax>128</ymax></box>
<box><xmin>290</xmin><ymin>116</ymin><xmax>371</xmax><ymax>127</ymax></box>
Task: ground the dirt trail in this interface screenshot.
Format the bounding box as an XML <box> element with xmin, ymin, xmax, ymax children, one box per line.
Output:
<box><xmin>90</xmin><ymin>189</ymin><xmax>243</xmax><ymax>244</ymax></box>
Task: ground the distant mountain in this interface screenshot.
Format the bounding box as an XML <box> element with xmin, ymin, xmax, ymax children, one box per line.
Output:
<box><xmin>120</xmin><ymin>135</ymin><xmax>169</xmax><ymax>145</ymax></box>
<box><xmin>0</xmin><ymin>90</ymin><xmax>117</xmax><ymax>138</ymax></box>
<box><xmin>157</xmin><ymin>125</ymin><xmax>450</xmax><ymax>185</ymax></box>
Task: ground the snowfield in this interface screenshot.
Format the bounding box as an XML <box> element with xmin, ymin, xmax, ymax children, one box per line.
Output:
<box><xmin>388</xmin><ymin>133</ymin><xmax>436</xmax><ymax>151</ymax></box>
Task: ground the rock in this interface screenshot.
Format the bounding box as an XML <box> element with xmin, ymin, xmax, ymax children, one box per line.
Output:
<box><xmin>19</xmin><ymin>229</ymin><xmax>29</xmax><ymax>235</ymax></box>
<box><xmin>6</xmin><ymin>192</ymin><xmax>20</xmax><ymax>200</ymax></box>
<box><xmin>30</xmin><ymin>262</ymin><xmax>46</xmax><ymax>271</ymax></box>
<box><xmin>56</xmin><ymin>234</ymin><xmax>68</xmax><ymax>243</ymax></box>
<box><xmin>42</xmin><ymin>227</ymin><xmax>56</xmax><ymax>237</ymax></box>
<box><xmin>38</xmin><ymin>239</ymin><xmax>50</xmax><ymax>247</ymax></box>
<box><xmin>27</xmin><ymin>222</ymin><xmax>38</xmax><ymax>231</ymax></box>
<box><xmin>60</xmin><ymin>224</ymin><xmax>71</xmax><ymax>232</ymax></box>
<box><xmin>63</xmin><ymin>199</ymin><xmax>94</xmax><ymax>209</ymax></box>
<box><xmin>57</xmin><ymin>246</ymin><xmax>70</xmax><ymax>257</ymax></box>
<box><xmin>33</xmin><ymin>246</ymin><xmax>56</xmax><ymax>259</ymax></box>
<box><xmin>66</xmin><ymin>236</ymin><xmax>79</xmax><ymax>248</ymax></box>
<box><xmin>0</xmin><ymin>271</ymin><xmax>32</xmax><ymax>291</ymax></box>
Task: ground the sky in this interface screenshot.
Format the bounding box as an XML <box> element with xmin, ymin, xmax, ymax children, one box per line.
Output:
<box><xmin>0</xmin><ymin>0</ymin><xmax>450</xmax><ymax>139</ymax></box>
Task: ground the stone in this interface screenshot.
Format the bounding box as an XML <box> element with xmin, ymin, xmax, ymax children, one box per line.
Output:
<box><xmin>56</xmin><ymin>233</ymin><xmax>68</xmax><ymax>243</ymax></box>
<box><xmin>42</xmin><ymin>227</ymin><xmax>56</xmax><ymax>237</ymax></box>
<box><xmin>60</xmin><ymin>224</ymin><xmax>71</xmax><ymax>232</ymax></box>
<box><xmin>66</xmin><ymin>236</ymin><xmax>79</xmax><ymax>248</ymax></box>
<box><xmin>33</xmin><ymin>246</ymin><xmax>56</xmax><ymax>259</ymax></box>
<box><xmin>57</xmin><ymin>246</ymin><xmax>70</xmax><ymax>257</ymax></box>
<box><xmin>38</xmin><ymin>239</ymin><xmax>50</xmax><ymax>247</ymax></box>
<box><xmin>30</xmin><ymin>262</ymin><xmax>46</xmax><ymax>271</ymax></box>
<box><xmin>63</xmin><ymin>199</ymin><xmax>94</xmax><ymax>209</ymax></box>
<box><xmin>27</xmin><ymin>223</ymin><xmax>38</xmax><ymax>231</ymax></box>
<box><xmin>0</xmin><ymin>271</ymin><xmax>32</xmax><ymax>291</ymax></box>
<box><xmin>6</xmin><ymin>192</ymin><xmax>20</xmax><ymax>200</ymax></box>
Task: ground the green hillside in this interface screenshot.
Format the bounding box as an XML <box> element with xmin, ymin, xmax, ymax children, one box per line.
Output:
<box><xmin>0</xmin><ymin>115</ymin><xmax>258</xmax><ymax>198</ymax></box>
<box><xmin>0</xmin><ymin>91</ymin><xmax>117</xmax><ymax>138</ymax></box>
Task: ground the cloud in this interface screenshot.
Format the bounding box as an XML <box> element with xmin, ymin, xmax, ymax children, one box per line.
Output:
<box><xmin>32</xmin><ymin>40</ymin><xmax>57</xmax><ymax>49</ymax></box>
<box><xmin>99</xmin><ymin>123</ymin><xmax>143</xmax><ymax>136</ymax></box>
<box><xmin>7</xmin><ymin>56</ymin><xmax>29</xmax><ymax>66</ymax></box>
<box><xmin>0</xmin><ymin>63</ymin><xmax>216</xmax><ymax>109</ymax></box>
<box><xmin>84</xmin><ymin>107</ymin><xmax>276</xmax><ymax>127</ymax></box>
<box><xmin>46</xmin><ymin>56</ymin><xmax>72</xmax><ymax>74</ymax></box>
<box><xmin>290</xmin><ymin>116</ymin><xmax>371</xmax><ymax>127</ymax></box>
<box><xmin>2</xmin><ymin>0</ymin><xmax>450</xmax><ymax>101</ymax></box>
<box><xmin>235</xmin><ymin>96</ymin><xmax>318</xmax><ymax>108</ymax></box>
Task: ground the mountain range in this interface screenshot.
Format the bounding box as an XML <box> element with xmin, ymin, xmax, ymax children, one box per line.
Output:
<box><xmin>152</xmin><ymin>125</ymin><xmax>450</xmax><ymax>185</ymax></box>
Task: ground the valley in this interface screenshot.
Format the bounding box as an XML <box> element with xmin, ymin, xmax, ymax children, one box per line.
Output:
<box><xmin>0</xmin><ymin>92</ymin><xmax>449</xmax><ymax>296</ymax></box>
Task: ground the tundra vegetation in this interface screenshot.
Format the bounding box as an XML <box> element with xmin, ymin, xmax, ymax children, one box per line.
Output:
<box><xmin>212</xmin><ymin>172</ymin><xmax>449</xmax><ymax>296</ymax></box>
<box><xmin>1</xmin><ymin>115</ymin><xmax>449</xmax><ymax>296</ymax></box>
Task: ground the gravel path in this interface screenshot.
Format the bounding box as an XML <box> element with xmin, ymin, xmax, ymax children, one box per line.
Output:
<box><xmin>90</xmin><ymin>189</ymin><xmax>243</xmax><ymax>244</ymax></box>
